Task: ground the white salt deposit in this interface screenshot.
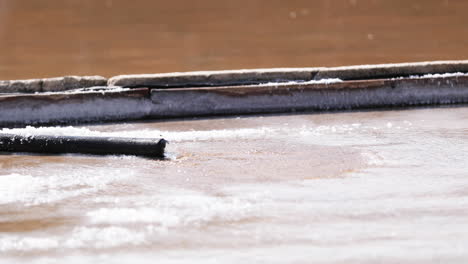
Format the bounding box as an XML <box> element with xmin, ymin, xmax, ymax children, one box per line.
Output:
<box><xmin>257</xmin><ymin>78</ymin><xmax>343</xmax><ymax>87</ymax></box>
<box><xmin>61</xmin><ymin>86</ymin><xmax>131</xmax><ymax>94</ymax></box>
<box><xmin>392</xmin><ymin>72</ymin><xmax>468</xmax><ymax>80</ymax></box>
<box><xmin>410</xmin><ymin>72</ymin><xmax>468</xmax><ymax>79</ymax></box>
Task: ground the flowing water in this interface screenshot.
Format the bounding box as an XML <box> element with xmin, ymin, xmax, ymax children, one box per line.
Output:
<box><xmin>1</xmin><ymin>107</ymin><xmax>468</xmax><ymax>263</ymax></box>
<box><xmin>1</xmin><ymin>0</ymin><xmax>468</xmax><ymax>263</ymax></box>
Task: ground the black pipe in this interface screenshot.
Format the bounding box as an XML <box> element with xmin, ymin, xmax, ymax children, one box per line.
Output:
<box><xmin>0</xmin><ymin>134</ymin><xmax>167</xmax><ymax>158</ymax></box>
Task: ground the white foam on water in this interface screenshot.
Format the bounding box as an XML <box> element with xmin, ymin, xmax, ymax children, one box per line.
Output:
<box><xmin>4</xmin><ymin>242</ymin><xmax>468</xmax><ymax>264</ymax></box>
<box><xmin>86</xmin><ymin>190</ymin><xmax>267</xmax><ymax>229</ymax></box>
<box><xmin>0</xmin><ymin>188</ymin><xmax>268</xmax><ymax>252</ymax></box>
<box><xmin>64</xmin><ymin>227</ymin><xmax>146</xmax><ymax>249</ymax></box>
<box><xmin>0</xmin><ymin>237</ymin><xmax>59</xmax><ymax>252</ymax></box>
<box><xmin>0</xmin><ymin>126</ymin><xmax>277</xmax><ymax>142</ymax></box>
<box><xmin>360</xmin><ymin>151</ymin><xmax>385</xmax><ymax>166</ymax></box>
<box><xmin>0</xmin><ymin>227</ymin><xmax>146</xmax><ymax>252</ymax></box>
<box><xmin>0</xmin><ymin>120</ymin><xmax>412</xmax><ymax>144</ymax></box>
<box><xmin>0</xmin><ymin>167</ymin><xmax>135</xmax><ymax>206</ymax></box>
<box><xmin>2</xmin><ymin>108</ymin><xmax>468</xmax><ymax>262</ymax></box>
<box><xmin>0</xmin><ymin>173</ymin><xmax>98</xmax><ymax>206</ymax></box>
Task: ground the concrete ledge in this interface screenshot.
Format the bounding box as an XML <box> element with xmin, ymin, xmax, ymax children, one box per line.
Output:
<box><xmin>108</xmin><ymin>60</ymin><xmax>468</xmax><ymax>89</ymax></box>
<box><xmin>149</xmin><ymin>75</ymin><xmax>468</xmax><ymax>117</ymax></box>
<box><xmin>314</xmin><ymin>60</ymin><xmax>468</xmax><ymax>80</ymax></box>
<box><xmin>107</xmin><ymin>68</ymin><xmax>322</xmax><ymax>88</ymax></box>
<box><xmin>0</xmin><ymin>79</ymin><xmax>42</xmax><ymax>93</ymax></box>
<box><xmin>0</xmin><ymin>76</ymin><xmax>107</xmax><ymax>93</ymax></box>
<box><xmin>0</xmin><ymin>88</ymin><xmax>151</xmax><ymax>127</ymax></box>
<box><xmin>1</xmin><ymin>61</ymin><xmax>468</xmax><ymax>126</ymax></box>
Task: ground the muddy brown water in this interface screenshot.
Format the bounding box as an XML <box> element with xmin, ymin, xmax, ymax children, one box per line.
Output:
<box><xmin>0</xmin><ymin>0</ymin><xmax>467</xmax><ymax>79</ymax></box>
<box><xmin>1</xmin><ymin>1</ymin><xmax>468</xmax><ymax>263</ymax></box>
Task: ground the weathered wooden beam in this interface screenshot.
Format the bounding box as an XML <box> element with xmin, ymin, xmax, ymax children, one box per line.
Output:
<box><xmin>0</xmin><ymin>134</ymin><xmax>167</xmax><ymax>158</ymax></box>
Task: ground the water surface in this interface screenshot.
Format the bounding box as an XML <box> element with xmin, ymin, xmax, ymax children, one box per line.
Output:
<box><xmin>1</xmin><ymin>107</ymin><xmax>468</xmax><ymax>263</ymax></box>
<box><xmin>1</xmin><ymin>0</ymin><xmax>467</xmax><ymax>79</ymax></box>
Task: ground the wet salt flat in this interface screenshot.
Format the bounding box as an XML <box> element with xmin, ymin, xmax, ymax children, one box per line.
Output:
<box><xmin>1</xmin><ymin>106</ymin><xmax>468</xmax><ymax>263</ymax></box>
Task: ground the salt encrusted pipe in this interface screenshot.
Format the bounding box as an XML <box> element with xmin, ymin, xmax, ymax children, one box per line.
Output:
<box><xmin>0</xmin><ymin>134</ymin><xmax>167</xmax><ymax>158</ymax></box>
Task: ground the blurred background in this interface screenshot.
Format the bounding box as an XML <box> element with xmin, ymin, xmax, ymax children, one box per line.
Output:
<box><xmin>0</xmin><ymin>0</ymin><xmax>467</xmax><ymax>79</ymax></box>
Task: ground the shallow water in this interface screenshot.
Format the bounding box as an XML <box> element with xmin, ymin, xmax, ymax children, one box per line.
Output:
<box><xmin>1</xmin><ymin>106</ymin><xmax>468</xmax><ymax>263</ymax></box>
